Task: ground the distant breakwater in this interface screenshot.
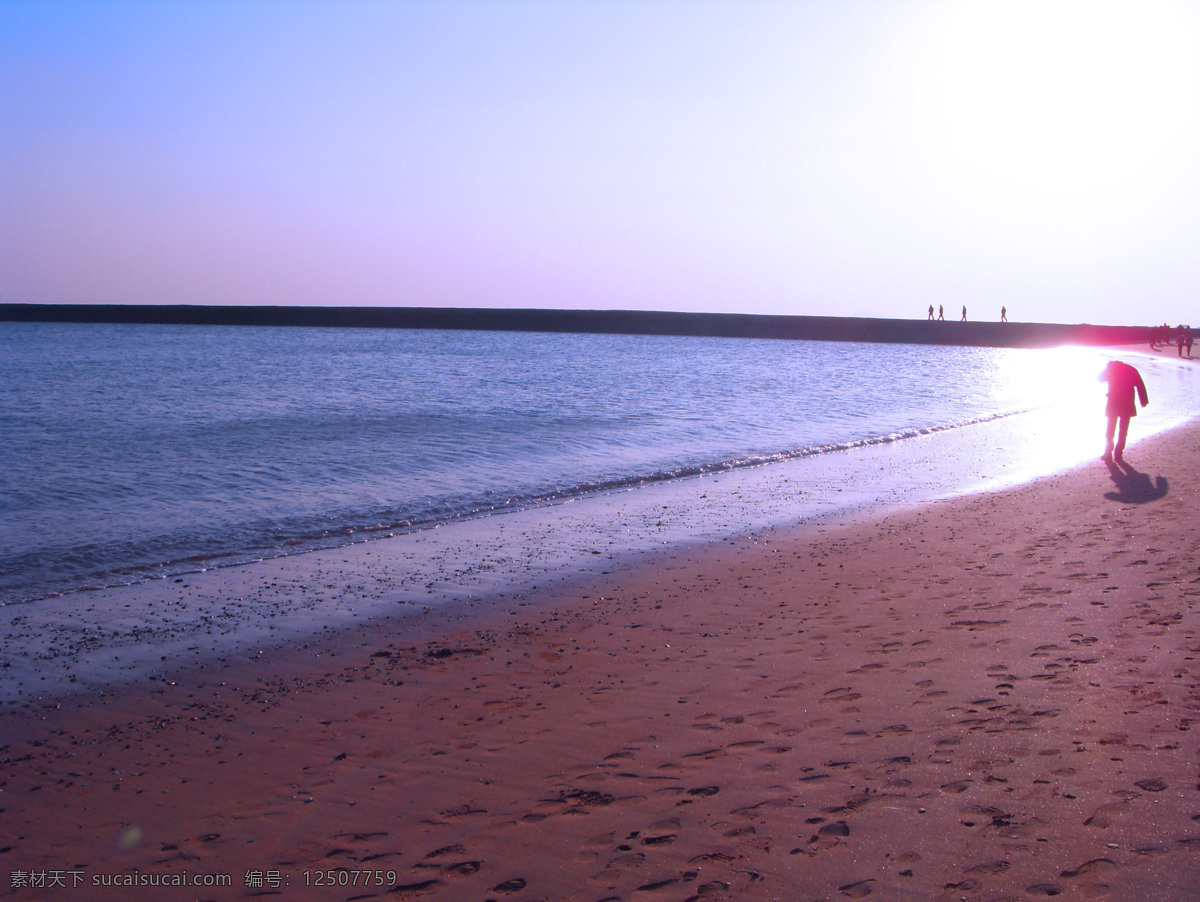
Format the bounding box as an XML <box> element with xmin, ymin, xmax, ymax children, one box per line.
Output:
<box><xmin>0</xmin><ymin>304</ymin><xmax>1151</xmax><ymax>349</ymax></box>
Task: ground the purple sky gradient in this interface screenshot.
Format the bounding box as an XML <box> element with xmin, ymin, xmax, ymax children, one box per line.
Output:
<box><xmin>4</xmin><ymin>1</ymin><xmax>1200</xmax><ymax>325</ymax></box>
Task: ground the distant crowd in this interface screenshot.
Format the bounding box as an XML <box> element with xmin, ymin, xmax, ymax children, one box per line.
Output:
<box><xmin>1150</xmin><ymin>323</ymin><xmax>1193</xmax><ymax>357</ymax></box>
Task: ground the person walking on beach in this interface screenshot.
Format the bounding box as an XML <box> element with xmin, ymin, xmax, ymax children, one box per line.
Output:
<box><xmin>1186</xmin><ymin>326</ymin><xmax>1194</xmax><ymax>357</ymax></box>
<box><xmin>937</xmin><ymin>305</ymin><xmax>944</xmax><ymax>321</ymax></box>
<box><xmin>1100</xmin><ymin>360</ymin><xmax>1148</xmax><ymax>463</ymax></box>
<box><xmin>961</xmin><ymin>305</ymin><xmax>967</xmax><ymax>322</ymax></box>
<box><xmin>1001</xmin><ymin>306</ymin><xmax>1007</xmax><ymax>323</ymax></box>
<box><xmin>927</xmin><ymin>304</ymin><xmax>934</xmax><ymax>320</ymax></box>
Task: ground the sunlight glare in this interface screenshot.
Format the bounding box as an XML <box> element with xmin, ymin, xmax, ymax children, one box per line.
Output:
<box><xmin>994</xmin><ymin>346</ymin><xmax>1108</xmax><ymax>476</ymax></box>
<box><xmin>915</xmin><ymin>0</ymin><xmax>1200</xmax><ymax>230</ymax></box>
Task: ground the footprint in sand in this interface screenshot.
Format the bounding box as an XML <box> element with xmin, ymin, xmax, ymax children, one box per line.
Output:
<box><xmin>1026</xmin><ymin>883</ymin><xmax>1064</xmax><ymax>896</ymax></box>
<box><xmin>607</xmin><ymin>851</ymin><xmax>647</xmax><ymax>869</ymax></box>
<box><xmin>642</xmin><ymin>833</ymin><xmax>678</xmax><ymax>847</ymax></box>
<box><xmin>727</xmin><ymin>739</ymin><xmax>766</xmax><ymax>750</ymax></box>
<box><xmin>838</xmin><ymin>878</ymin><xmax>876</xmax><ymax>897</ymax></box>
<box><xmin>492</xmin><ymin>877</ymin><xmax>527</xmax><ymax>893</ymax></box>
<box><xmin>964</xmin><ymin>860</ymin><xmax>1010</xmax><ymax>875</ymax></box>
<box><xmin>389</xmin><ymin>879</ymin><xmax>445</xmax><ymax>899</ymax></box>
<box><xmin>361</xmin><ymin>850</ymin><xmax>404</xmax><ymax>864</ymax></box>
<box><xmin>422</xmin><ymin>843</ymin><xmax>467</xmax><ymax>860</ymax></box>
<box><xmin>638</xmin><ymin>869</ymin><xmax>704</xmax><ymax>894</ymax></box>
<box><xmin>822</xmin><ymin>687</ymin><xmax>862</xmax><ymax>703</ymax></box>
<box><xmin>442</xmin><ymin>860</ymin><xmax>481</xmax><ymax>877</ymax></box>
<box><xmin>1061</xmin><ymin>857</ymin><xmax>1119</xmax><ymax>886</ymax></box>
<box><xmin>810</xmin><ymin>820</ymin><xmax>850</xmax><ymax>849</ymax></box>
<box><xmin>1084</xmin><ymin>801</ymin><xmax>1129</xmax><ymax>828</ymax></box>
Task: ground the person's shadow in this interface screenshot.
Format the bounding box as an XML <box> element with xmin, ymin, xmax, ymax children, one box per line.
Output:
<box><xmin>1105</xmin><ymin>459</ymin><xmax>1168</xmax><ymax>503</ymax></box>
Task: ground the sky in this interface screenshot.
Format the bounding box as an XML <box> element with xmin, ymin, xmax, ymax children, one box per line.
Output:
<box><xmin>3</xmin><ymin>0</ymin><xmax>1200</xmax><ymax>326</ymax></box>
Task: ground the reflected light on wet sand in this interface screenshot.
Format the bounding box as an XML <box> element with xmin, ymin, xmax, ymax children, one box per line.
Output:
<box><xmin>994</xmin><ymin>346</ymin><xmax>1114</xmax><ymax>479</ymax></box>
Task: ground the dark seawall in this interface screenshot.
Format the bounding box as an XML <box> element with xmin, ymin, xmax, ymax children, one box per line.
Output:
<box><xmin>0</xmin><ymin>304</ymin><xmax>1152</xmax><ymax>349</ymax></box>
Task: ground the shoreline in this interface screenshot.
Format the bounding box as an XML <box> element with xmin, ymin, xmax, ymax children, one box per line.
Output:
<box><xmin>3</xmin><ymin>342</ymin><xmax>1195</xmax><ymax>709</ymax></box>
<box><xmin>4</xmin><ymin>415</ymin><xmax>1199</xmax><ymax>899</ymax></box>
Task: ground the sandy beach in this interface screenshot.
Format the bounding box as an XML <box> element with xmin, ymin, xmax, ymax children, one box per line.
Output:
<box><xmin>11</xmin><ymin>2</ymin><xmax>1200</xmax><ymax>897</ymax></box>
<box><xmin>5</xmin><ymin>407</ymin><xmax>1200</xmax><ymax>899</ymax></box>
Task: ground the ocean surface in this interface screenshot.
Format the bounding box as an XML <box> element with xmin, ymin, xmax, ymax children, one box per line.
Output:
<box><xmin>2</xmin><ymin>321</ymin><xmax>1198</xmax><ymax>608</ymax></box>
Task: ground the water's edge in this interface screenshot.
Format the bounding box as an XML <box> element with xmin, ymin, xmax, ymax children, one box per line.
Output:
<box><xmin>0</xmin><ymin>406</ymin><xmax>1030</xmax><ymax>607</ymax></box>
<box><xmin>3</xmin><ymin>402</ymin><xmax>1191</xmax><ymax>707</ymax></box>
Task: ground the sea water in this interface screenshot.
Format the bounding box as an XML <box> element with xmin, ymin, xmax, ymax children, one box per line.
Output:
<box><xmin>2</xmin><ymin>321</ymin><xmax>1197</xmax><ymax>607</ymax></box>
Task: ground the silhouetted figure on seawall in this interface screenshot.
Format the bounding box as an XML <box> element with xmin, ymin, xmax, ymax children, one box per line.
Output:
<box><xmin>937</xmin><ymin>305</ymin><xmax>944</xmax><ymax>321</ymax></box>
<box><xmin>927</xmin><ymin>304</ymin><xmax>934</xmax><ymax>320</ymax></box>
<box><xmin>1001</xmin><ymin>306</ymin><xmax>1007</xmax><ymax>323</ymax></box>
<box><xmin>1099</xmin><ymin>360</ymin><xmax>1148</xmax><ymax>463</ymax></box>
<box><xmin>960</xmin><ymin>305</ymin><xmax>967</xmax><ymax>322</ymax></box>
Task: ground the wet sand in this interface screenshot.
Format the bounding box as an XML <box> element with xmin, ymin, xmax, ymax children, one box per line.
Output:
<box><xmin>4</xmin><ymin>418</ymin><xmax>1200</xmax><ymax>900</ymax></box>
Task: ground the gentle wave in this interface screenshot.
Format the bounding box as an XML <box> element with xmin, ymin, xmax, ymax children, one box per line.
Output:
<box><xmin>0</xmin><ymin>408</ymin><xmax>1030</xmax><ymax>605</ymax></box>
<box><xmin>508</xmin><ymin>407</ymin><xmax>1031</xmax><ymax>502</ymax></box>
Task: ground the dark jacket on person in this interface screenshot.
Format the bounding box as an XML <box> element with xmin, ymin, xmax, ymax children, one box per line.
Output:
<box><xmin>1100</xmin><ymin>361</ymin><xmax>1148</xmax><ymax>419</ymax></box>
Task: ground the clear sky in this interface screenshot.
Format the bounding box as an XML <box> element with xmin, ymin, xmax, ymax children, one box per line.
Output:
<box><xmin>3</xmin><ymin>0</ymin><xmax>1200</xmax><ymax>326</ymax></box>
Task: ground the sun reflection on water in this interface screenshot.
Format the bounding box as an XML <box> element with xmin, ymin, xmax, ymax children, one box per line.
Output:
<box><xmin>987</xmin><ymin>347</ymin><xmax>1184</xmax><ymax>488</ymax></box>
<box><xmin>991</xmin><ymin>347</ymin><xmax>1102</xmax><ymax>476</ymax></box>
